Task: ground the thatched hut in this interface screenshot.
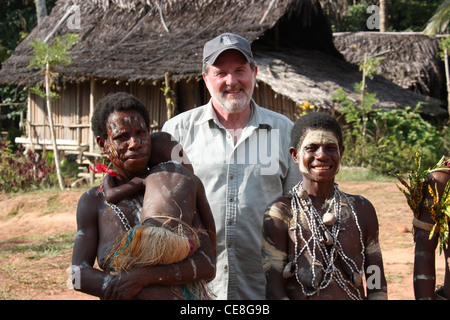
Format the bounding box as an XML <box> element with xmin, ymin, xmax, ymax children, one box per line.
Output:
<box><xmin>0</xmin><ymin>0</ymin><xmax>446</xmax><ymax>175</ymax></box>
<box><xmin>334</xmin><ymin>31</ymin><xmax>447</xmax><ymax>100</ymax></box>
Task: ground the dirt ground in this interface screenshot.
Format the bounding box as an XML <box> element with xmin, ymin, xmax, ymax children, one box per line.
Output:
<box><xmin>0</xmin><ymin>180</ymin><xmax>446</xmax><ymax>300</ymax></box>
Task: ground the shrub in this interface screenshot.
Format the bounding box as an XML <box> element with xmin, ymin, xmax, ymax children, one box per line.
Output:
<box><xmin>0</xmin><ymin>139</ymin><xmax>59</xmax><ymax>192</ymax></box>
<box><xmin>332</xmin><ymin>88</ymin><xmax>443</xmax><ymax>175</ymax></box>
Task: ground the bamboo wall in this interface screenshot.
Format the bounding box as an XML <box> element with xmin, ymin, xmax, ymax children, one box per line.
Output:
<box><xmin>25</xmin><ymin>77</ymin><xmax>298</xmax><ymax>154</ymax></box>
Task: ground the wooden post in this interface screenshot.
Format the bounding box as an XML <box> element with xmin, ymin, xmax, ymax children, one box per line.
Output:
<box><xmin>45</xmin><ymin>63</ymin><xmax>65</xmax><ymax>190</ymax></box>
<box><xmin>89</xmin><ymin>78</ymin><xmax>95</xmax><ymax>153</ymax></box>
<box><xmin>89</xmin><ymin>78</ymin><xmax>95</xmax><ymax>183</ymax></box>
<box><xmin>445</xmin><ymin>47</ymin><xmax>450</xmax><ymax>120</ymax></box>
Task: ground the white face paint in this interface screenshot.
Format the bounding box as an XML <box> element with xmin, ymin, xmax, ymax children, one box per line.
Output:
<box><xmin>298</xmin><ymin>129</ymin><xmax>341</xmax><ymax>176</ymax></box>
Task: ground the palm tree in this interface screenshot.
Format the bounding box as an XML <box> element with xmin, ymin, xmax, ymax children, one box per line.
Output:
<box><xmin>424</xmin><ymin>0</ymin><xmax>450</xmax><ymax>118</ymax></box>
<box><xmin>424</xmin><ymin>0</ymin><xmax>450</xmax><ymax>35</ymax></box>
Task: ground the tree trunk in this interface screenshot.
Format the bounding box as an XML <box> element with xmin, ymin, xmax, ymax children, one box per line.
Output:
<box><xmin>379</xmin><ymin>0</ymin><xmax>390</xmax><ymax>32</ymax></box>
<box><xmin>45</xmin><ymin>63</ymin><xmax>65</xmax><ymax>190</ymax></box>
<box><xmin>445</xmin><ymin>47</ymin><xmax>450</xmax><ymax>120</ymax></box>
<box><xmin>35</xmin><ymin>0</ymin><xmax>48</xmax><ymax>25</ymax></box>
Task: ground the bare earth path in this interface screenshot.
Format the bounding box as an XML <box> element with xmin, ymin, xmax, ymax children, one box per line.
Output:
<box><xmin>0</xmin><ymin>180</ymin><xmax>445</xmax><ymax>300</ymax></box>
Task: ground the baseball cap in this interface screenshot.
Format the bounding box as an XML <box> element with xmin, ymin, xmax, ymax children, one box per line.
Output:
<box><xmin>203</xmin><ymin>33</ymin><xmax>253</xmax><ymax>65</ymax></box>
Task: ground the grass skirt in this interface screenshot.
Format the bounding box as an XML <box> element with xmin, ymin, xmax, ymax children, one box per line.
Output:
<box><xmin>106</xmin><ymin>224</ymin><xmax>199</xmax><ymax>271</ymax></box>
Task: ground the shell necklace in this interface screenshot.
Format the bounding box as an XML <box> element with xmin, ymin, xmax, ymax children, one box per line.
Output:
<box><xmin>289</xmin><ymin>182</ymin><xmax>365</xmax><ymax>300</ymax></box>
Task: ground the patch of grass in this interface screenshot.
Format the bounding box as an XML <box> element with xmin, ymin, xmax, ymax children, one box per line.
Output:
<box><xmin>6</xmin><ymin>201</ymin><xmax>24</xmax><ymax>217</ymax></box>
<box><xmin>386</xmin><ymin>274</ymin><xmax>404</xmax><ymax>284</ymax></box>
<box><xmin>336</xmin><ymin>166</ymin><xmax>396</xmax><ymax>182</ymax></box>
<box><xmin>0</xmin><ymin>232</ymin><xmax>75</xmax><ymax>259</ymax></box>
<box><xmin>42</xmin><ymin>194</ymin><xmax>60</xmax><ymax>215</ymax></box>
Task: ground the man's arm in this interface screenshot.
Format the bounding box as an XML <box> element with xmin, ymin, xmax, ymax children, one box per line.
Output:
<box><xmin>413</xmin><ymin>171</ymin><xmax>447</xmax><ymax>299</ymax></box>
<box><xmin>71</xmin><ymin>188</ymin><xmax>114</xmax><ymax>298</ymax></box>
<box><xmin>261</xmin><ymin>199</ymin><xmax>291</xmax><ymax>300</ymax></box>
<box><xmin>359</xmin><ymin>198</ymin><xmax>388</xmax><ymax>300</ymax></box>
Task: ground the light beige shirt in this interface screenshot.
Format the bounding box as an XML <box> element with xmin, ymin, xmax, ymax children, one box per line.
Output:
<box><xmin>162</xmin><ymin>99</ymin><xmax>301</xmax><ymax>299</ymax></box>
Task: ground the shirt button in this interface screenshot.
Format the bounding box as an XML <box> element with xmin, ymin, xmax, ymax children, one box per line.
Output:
<box><xmin>229</xmin><ymin>197</ymin><xmax>233</xmax><ymax>202</ymax></box>
<box><xmin>224</xmin><ymin>265</ymin><xmax>228</xmax><ymax>271</ymax></box>
<box><xmin>230</xmin><ymin>175</ymin><xmax>234</xmax><ymax>180</ymax></box>
<box><xmin>227</xmin><ymin>220</ymin><xmax>233</xmax><ymax>225</ymax></box>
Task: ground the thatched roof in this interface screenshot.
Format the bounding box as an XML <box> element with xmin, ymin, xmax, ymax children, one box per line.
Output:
<box><xmin>0</xmin><ymin>0</ymin><xmax>339</xmax><ymax>85</ymax></box>
<box><xmin>334</xmin><ymin>32</ymin><xmax>446</xmax><ymax>100</ymax></box>
<box><xmin>0</xmin><ymin>0</ymin><xmax>446</xmax><ymax>118</ymax></box>
<box><xmin>255</xmin><ymin>48</ymin><xmax>446</xmax><ymax>119</ymax></box>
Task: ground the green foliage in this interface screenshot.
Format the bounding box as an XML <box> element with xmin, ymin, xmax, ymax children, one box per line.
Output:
<box><xmin>424</xmin><ymin>0</ymin><xmax>450</xmax><ymax>34</ymax></box>
<box><xmin>439</xmin><ymin>36</ymin><xmax>450</xmax><ymax>61</ymax></box>
<box><xmin>28</xmin><ymin>33</ymin><xmax>79</xmax><ymax>100</ymax></box>
<box><xmin>340</xmin><ymin>4</ymin><xmax>369</xmax><ymax>32</ymax></box>
<box><xmin>0</xmin><ymin>139</ymin><xmax>80</xmax><ymax>193</ymax></box>
<box><xmin>0</xmin><ymin>0</ymin><xmax>57</xmax><ymax>61</ymax></box>
<box><xmin>0</xmin><ymin>139</ymin><xmax>55</xmax><ymax>192</ymax></box>
<box><xmin>332</xmin><ymin>54</ymin><xmax>443</xmax><ymax>176</ymax></box>
<box><xmin>359</xmin><ymin>56</ymin><xmax>385</xmax><ymax>80</ymax></box>
<box><xmin>330</xmin><ymin>0</ymin><xmax>440</xmax><ymax>32</ymax></box>
<box><xmin>392</xmin><ymin>0</ymin><xmax>440</xmax><ymax>32</ymax></box>
<box><xmin>0</xmin><ymin>85</ymin><xmax>27</xmax><ymax>132</ymax></box>
<box><xmin>334</xmin><ymin>86</ymin><xmax>443</xmax><ymax>175</ymax></box>
<box><xmin>28</xmin><ymin>33</ymin><xmax>79</xmax><ymax>70</ymax></box>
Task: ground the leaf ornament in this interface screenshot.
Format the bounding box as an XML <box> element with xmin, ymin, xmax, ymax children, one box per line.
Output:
<box><xmin>396</xmin><ymin>150</ymin><xmax>450</xmax><ymax>252</ymax></box>
<box><xmin>426</xmin><ymin>178</ymin><xmax>450</xmax><ymax>253</ymax></box>
<box><xmin>396</xmin><ymin>150</ymin><xmax>430</xmax><ymax>218</ymax></box>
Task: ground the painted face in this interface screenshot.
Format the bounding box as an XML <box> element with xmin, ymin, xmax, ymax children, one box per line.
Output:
<box><xmin>292</xmin><ymin>129</ymin><xmax>342</xmax><ymax>182</ymax></box>
<box><xmin>203</xmin><ymin>50</ymin><xmax>257</xmax><ymax>114</ymax></box>
<box><xmin>101</xmin><ymin>110</ymin><xmax>150</xmax><ymax>178</ymax></box>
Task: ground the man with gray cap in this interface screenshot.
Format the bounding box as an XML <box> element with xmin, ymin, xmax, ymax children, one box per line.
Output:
<box><xmin>162</xmin><ymin>33</ymin><xmax>300</xmax><ymax>299</ymax></box>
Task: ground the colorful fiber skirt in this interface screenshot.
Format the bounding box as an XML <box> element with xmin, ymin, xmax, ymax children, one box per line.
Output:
<box><xmin>106</xmin><ymin>224</ymin><xmax>199</xmax><ymax>271</ymax></box>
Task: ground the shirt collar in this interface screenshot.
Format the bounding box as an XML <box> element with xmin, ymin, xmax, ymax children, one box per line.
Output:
<box><xmin>195</xmin><ymin>99</ymin><xmax>273</xmax><ymax>129</ymax></box>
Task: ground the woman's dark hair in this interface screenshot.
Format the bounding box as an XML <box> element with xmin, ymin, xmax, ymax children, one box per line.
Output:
<box><xmin>290</xmin><ymin>112</ymin><xmax>343</xmax><ymax>149</ymax></box>
<box><xmin>91</xmin><ymin>92</ymin><xmax>150</xmax><ymax>139</ymax></box>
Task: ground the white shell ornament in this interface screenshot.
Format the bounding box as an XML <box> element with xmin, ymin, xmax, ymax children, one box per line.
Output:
<box><xmin>282</xmin><ymin>261</ymin><xmax>295</xmax><ymax>279</ymax></box>
<box><xmin>297</xmin><ymin>188</ymin><xmax>309</xmax><ymax>200</ymax></box>
<box><xmin>323</xmin><ymin>230</ymin><xmax>333</xmax><ymax>245</ymax></box>
<box><xmin>322</xmin><ymin>212</ymin><xmax>337</xmax><ymax>226</ymax></box>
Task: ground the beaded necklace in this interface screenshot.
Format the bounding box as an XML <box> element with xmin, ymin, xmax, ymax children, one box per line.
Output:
<box><xmin>290</xmin><ymin>182</ymin><xmax>365</xmax><ymax>300</ymax></box>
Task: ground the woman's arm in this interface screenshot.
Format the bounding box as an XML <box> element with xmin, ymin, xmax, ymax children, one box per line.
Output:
<box><xmin>104</xmin><ymin>228</ymin><xmax>215</xmax><ymax>299</ymax></box>
<box><xmin>413</xmin><ymin>171</ymin><xmax>448</xmax><ymax>299</ymax></box>
<box><xmin>71</xmin><ymin>188</ymin><xmax>114</xmax><ymax>298</ymax></box>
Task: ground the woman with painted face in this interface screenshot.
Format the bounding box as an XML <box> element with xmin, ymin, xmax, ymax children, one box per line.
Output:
<box><xmin>71</xmin><ymin>92</ymin><xmax>215</xmax><ymax>300</ymax></box>
<box><xmin>262</xmin><ymin>112</ymin><xmax>388</xmax><ymax>300</ymax></box>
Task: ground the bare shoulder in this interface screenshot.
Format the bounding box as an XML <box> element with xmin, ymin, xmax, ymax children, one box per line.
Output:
<box><xmin>342</xmin><ymin>192</ymin><xmax>374</xmax><ymax>208</ymax></box>
<box><xmin>265</xmin><ymin>196</ymin><xmax>293</xmax><ymax>223</ymax></box>
<box><xmin>76</xmin><ymin>186</ymin><xmax>102</xmax><ymax>223</ymax></box>
<box><xmin>341</xmin><ymin>191</ymin><xmax>378</xmax><ymax>227</ymax></box>
<box><xmin>78</xmin><ymin>186</ymin><xmax>101</xmax><ymax>209</ymax></box>
<box><xmin>430</xmin><ymin>169</ymin><xmax>450</xmax><ymax>188</ymax></box>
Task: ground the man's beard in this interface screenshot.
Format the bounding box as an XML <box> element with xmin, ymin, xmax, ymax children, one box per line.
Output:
<box><xmin>213</xmin><ymin>86</ymin><xmax>254</xmax><ymax>114</ymax></box>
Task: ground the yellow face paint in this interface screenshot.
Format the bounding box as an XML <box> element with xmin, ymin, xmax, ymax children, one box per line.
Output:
<box><xmin>298</xmin><ymin>129</ymin><xmax>341</xmax><ymax>176</ymax></box>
